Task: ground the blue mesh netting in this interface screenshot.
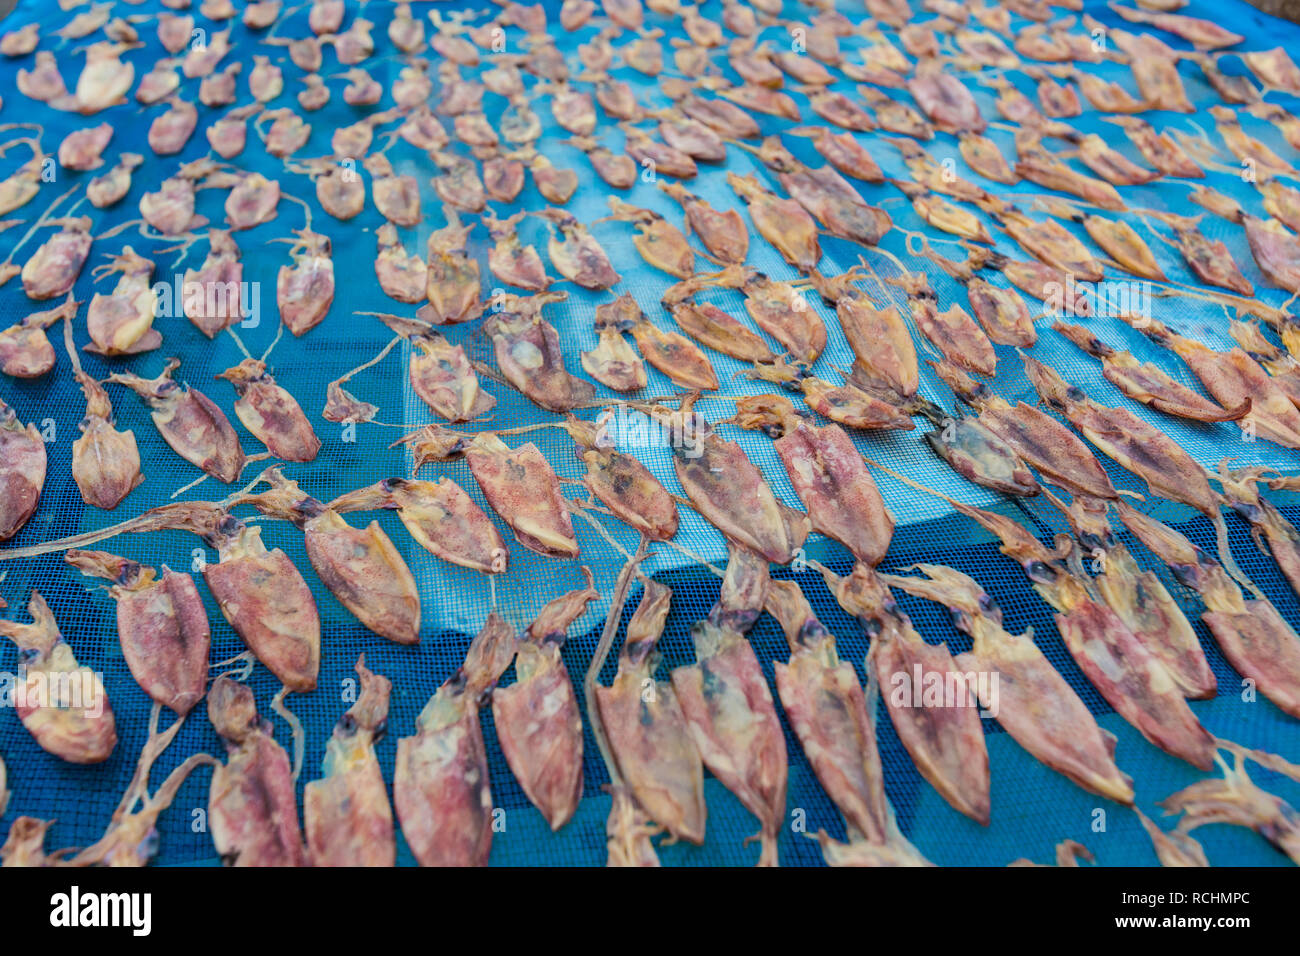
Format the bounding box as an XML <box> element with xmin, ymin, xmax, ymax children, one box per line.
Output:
<box><xmin>0</xmin><ymin>0</ymin><xmax>1299</xmax><ymax>866</ymax></box>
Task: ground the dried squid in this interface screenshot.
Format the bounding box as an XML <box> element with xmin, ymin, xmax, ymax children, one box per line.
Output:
<box><xmin>581</xmin><ymin>294</ymin><xmax>648</xmax><ymax>391</ymax></box>
<box><xmin>1159</xmin><ymin>750</ymin><xmax>1299</xmax><ymax>864</ymax></box>
<box><xmin>880</xmin><ymin>564</ymin><xmax>1135</xmax><ymax>803</ymax></box>
<box><xmin>1022</xmin><ymin>354</ymin><xmax>1220</xmax><ymax>516</ymax></box>
<box><xmin>22</xmin><ymin>215</ymin><xmax>92</xmax><ymax>301</ymax></box>
<box><xmin>764</xmin><ymin>579</ymin><xmax>894</xmax><ymax>844</ymax></box>
<box><xmin>217</xmin><ymin>358</ymin><xmax>320</xmax><ymax>463</ymax></box>
<box><xmin>123</xmin><ymin>502</ymin><xmax>320</xmax><ymax>692</ymax></box>
<box><xmin>595</xmin><ymin>581</ymin><xmax>706</xmax><ymax>845</ymax></box>
<box><xmin>822</xmin><ymin>563</ymin><xmax>991</xmax><ymax>824</ymax></box>
<box><xmin>331</xmin><ymin>476</ymin><xmax>507</xmax><ymax>575</ymax></box>
<box><xmin>601</xmin><ymin>197</ymin><xmax>696</xmax><ymax>279</ymax></box>
<box><xmin>0</xmin><ymin>399</ymin><xmax>45</xmax><ymax>541</ymax></box>
<box><xmin>61</xmin><ymin>315</ymin><xmax>140</xmax><ymax>509</ymax></box>
<box><xmin>85</xmin><ymin>246</ymin><xmax>159</xmax><ymax>356</ymax></box>
<box><xmin>536</xmin><ymin>207</ymin><xmax>621</xmax><ymax>290</ymax></box>
<box><xmin>1052</xmin><ymin>321</ymin><xmax>1249</xmax><ymax>423</ymax></box>
<box><xmin>730</xmin><ymin>394</ymin><xmax>894</xmax><ymax>565</ymax></box>
<box><xmin>1133</xmin><ymin>316</ymin><xmax>1300</xmax><ymax>449</ymax></box>
<box><xmin>423</xmin><ymin>209</ymin><xmax>482</xmax><ymax>325</ymax></box>
<box><xmin>108</xmin><ymin>358</ymin><xmax>245</xmax><ymax>483</ymax></box>
<box><xmin>1117</xmin><ymin>500</ymin><xmax>1300</xmax><ymax>721</ymax></box>
<box><xmin>1046</xmin><ymin>490</ymin><xmax>1216</xmax><ymax>700</ymax></box>
<box><xmin>237</xmin><ymin>469</ymin><xmax>420</xmax><ymax>645</ymax></box>
<box><xmin>493</xmin><ymin>571</ymin><xmax>598</xmax><ymax>830</ymax></box>
<box><xmin>727</xmin><ymin>172</ymin><xmax>821</xmax><ymax>273</ymax></box>
<box><xmin>400</xmin><ymin>426</ymin><xmax>580</xmax><ymax>560</ymax></box>
<box><xmin>671</xmin><ymin>546</ymin><xmax>787</xmax><ymax>865</ymax></box>
<box><xmin>65</xmin><ymin>550</ymin><xmax>209</xmax><ymax>715</ymax></box>
<box><xmin>483</xmin><ymin>292</ymin><xmax>596</xmax><ymax>413</ymax></box>
<box><xmin>0</xmin><ymin>591</ymin><xmax>116</xmax><ymax>763</ymax></box>
<box><xmin>374</xmin><ymin>223</ymin><xmax>428</xmax><ymax>305</ymax></box>
<box><xmin>64</xmin><ymin>706</ymin><xmax>216</xmax><ymax>867</ymax></box>
<box><xmin>929</xmin><ymin>490</ymin><xmax>1217</xmax><ymax>770</ymax></box>
<box><xmin>304</xmin><ymin>656</ymin><xmax>395</xmax><ymax>866</ymax></box>
<box><xmin>655</xmin><ymin>396</ymin><xmax>809</xmax><ymax>564</ymax></box>
<box><xmin>931</xmin><ymin>358</ymin><xmax>1118</xmax><ymax>500</ymax></box>
<box><xmin>207</xmin><ymin>677</ymin><xmax>308</xmax><ymax>866</ymax></box>
<box><xmin>560</xmin><ymin>416</ymin><xmax>679</xmax><ymax>542</ymax></box>
<box><xmin>396</xmin><ymin>615</ymin><xmax>517</xmax><ymax>866</ymax></box>
<box><xmin>1</xmin><ymin>295</ymin><xmax>76</xmax><ymax>378</ymax></box>
<box><xmin>484</xmin><ymin>209</ymin><xmax>549</xmax><ymax>292</ymax></box>
<box><xmin>659</xmin><ymin>181</ymin><xmax>748</xmax><ymax>264</ymax></box>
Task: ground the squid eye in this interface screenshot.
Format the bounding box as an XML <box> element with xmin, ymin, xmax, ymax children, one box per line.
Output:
<box><xmin>797</xmin><ymin>620</ymin><xmax>830</xmax><ymax>647</ymax></box>
<box><xmin>1079</xmin><ymin>532</ymin><xmax>1110</xmax><ymax>551</ymax></box>
<box><xmin>861</xmin><ymin>617</ymin><xmax>883</xmax><ymax>638</ymax></box>
<box><xmin>371</xmin><ymin>718</ymin><xmax>387</xmax><ymax>743</ymax></box>
<box><xmin>337</xmin><ymin>713</ymin><xmax>358</xmax><ymax>736</ymax></box>
<box><xmin>977</xmin><ymin>593</ymin><xmax>995</xmax><ymax>614</ymax></box>
<box><xmin>295</xmin><ymin>497</ymin><xmax>325</xmax><ymax>520</ymax></box>
<box><xmin>1231</xmin><ymin>502</ymin><xmax>1261</xmax><ymax>522</ymax></box>
<box><xmin>1026</xmin><ymin>560</ymin><xmax>1057</xmax><ymax>584</ymax></box>
<box><xmin>447</xmin><ymin>669</ymin><xmax>469</xmax><ymax>695</ymax></box>
<box><xmin>1169</xmin><ymin>563</ymin><xmax>1199</xmax><ymax>588</ymax></box>
<box><xmin>1066</xmin><ymin>386</ymin><xmax>1086</xmax><ymax>402</ymax></box>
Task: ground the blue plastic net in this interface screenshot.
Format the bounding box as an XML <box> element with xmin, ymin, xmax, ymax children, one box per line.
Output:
<box><xmin>1</xmin><ymin>0</ymin><xmax>1299</xmax><ymax>867</ymax></box>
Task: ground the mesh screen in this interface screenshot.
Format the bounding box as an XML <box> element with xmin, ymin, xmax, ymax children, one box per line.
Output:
<box><xmin>0</xmin><ymin>0</ymin><xmax>1298</xmax><ymax>866</ymax></box>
